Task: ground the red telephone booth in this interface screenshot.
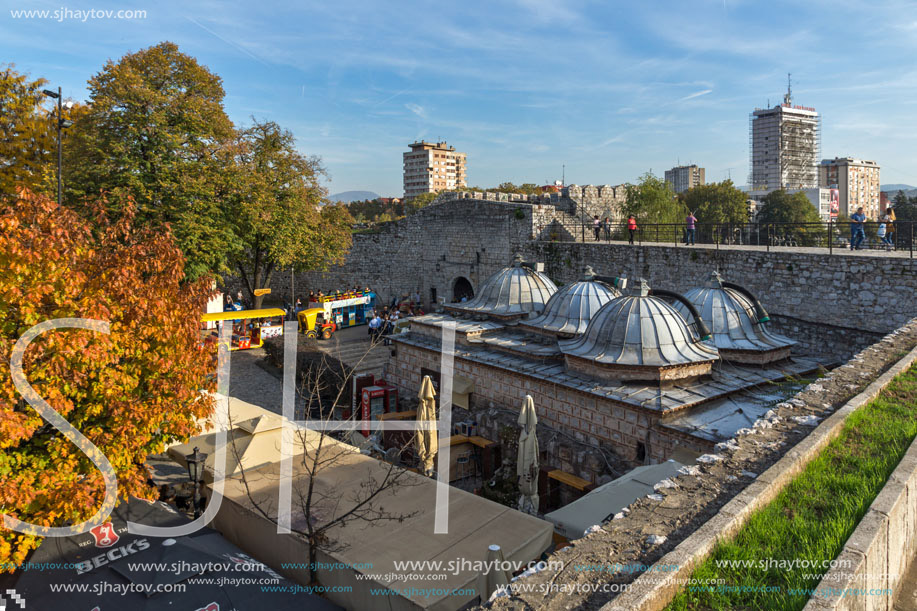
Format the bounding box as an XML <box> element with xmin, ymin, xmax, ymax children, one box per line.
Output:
<box><xmin>346</xmin><ymin>373</ymin><xmax>376</xmax><ymax>420</ymax></box>
<box><xmin>360</xmin><ymin>385</ymin><xmax>399</xmax><ymax>436</ymax></box>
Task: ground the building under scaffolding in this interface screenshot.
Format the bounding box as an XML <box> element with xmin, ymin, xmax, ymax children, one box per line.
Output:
<box><xmin>748</xmin><ymin>78</ymin><xmax>821</xmax><ymax>192</ymax></box>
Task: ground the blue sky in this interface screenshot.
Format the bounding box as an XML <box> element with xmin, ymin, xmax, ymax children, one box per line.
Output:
<box><xmin>3</xmin><ymin>0</ymin><xmax>916</xmax><ymax>196</ymax></box>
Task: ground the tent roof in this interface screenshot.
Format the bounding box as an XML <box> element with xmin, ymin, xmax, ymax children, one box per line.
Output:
<box><xmin>213</xmin><ymin>434</ymin><xmax>553</xmax><ymax>611</ymax></box>
<box><xmin>201</xmin><ymin>308</ymin><xmax>286</xmax><ymax>322</ymax></box>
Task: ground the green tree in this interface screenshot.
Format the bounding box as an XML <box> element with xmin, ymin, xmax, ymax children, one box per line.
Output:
<box><xmin>0</xmin><ymin>65</ymin><xmax>56</xmax><ymax>198</ymax></box>
<box><xmin>892</xmin><ymin>190</ymin><xmax>917</xmax><ymax>223</ymax></box>
<box><xmin>680</xmin><ymin>180</ymin><xmax>749</xmax><ymax>225</ymax></box>
<box><xmin>623</xmin><ymin>172</ymin><xmax>682</xmax><ymax>226</ymax></box>
<box><xmin>756</xmin><ymin>189</ymin><xmax>825</xmax><ymax>245</ymax></box>
<box><xmin>64</xmin><ymin>42</ymin><xmax>237</xmax><ymax>279</ymax></box>
<box><xmin>230</xmin><ymin>119</ymin><xmax>352</xmax><ymax>309</ymax></box>
<box><xmin>404</xmin><ymin>191</ymin><xmax>438</xmax><ymax>215</ymax></box>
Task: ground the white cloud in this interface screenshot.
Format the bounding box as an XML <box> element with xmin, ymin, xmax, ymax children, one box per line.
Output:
<box><xmin>679</xmin><ymin>89</ymin><xmax>713</xmax><ymax>102</ymax></box>
<box><xmin>405</xmin><ymin>103</ymin><xmax>427</xmax><ymax>119</ymax></box>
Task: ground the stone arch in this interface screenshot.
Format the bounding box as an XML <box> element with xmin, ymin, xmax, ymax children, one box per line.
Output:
<box><xmin>452</xmin><ymin>276</ymin><xmax>475</xmax><ymax>302</ymax></box>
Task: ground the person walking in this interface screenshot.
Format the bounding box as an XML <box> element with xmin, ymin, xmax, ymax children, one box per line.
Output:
<box><xmin>627</xmin><ymin>215</ymin><xmax>638</xmax><ymax>245</ymax></box>
<box><xmin>887</xmin><ymin>206</ymin><xmax>896</xmax><ymax>249</ymax></box>
<box><xmin>685</xmin><ymin>211</ymin><xmax>698</xmax><ymax>245</ymax></box>
<box><xmin>593</xmin><ymin>215</ymin><xmax>601</xmax><ymax>241</ymax></box>
<box><xmin>368</xmin><ymin>313</ymin><xmax>382</xmax><ymax>339</ymax></box>
<box><xmin>850</xmin><ymin>207</ymin><xmax>867</xmax><ymax>250</ymax></box>
<box><xmin>602</xmin><ymin>216</ymin><xmax>611</xmax><ymax>241</ymax></box>
<box><xmin>879</xmin><ymin>214</ymin><xmax>894</xmax><ymax>250</ymax></box>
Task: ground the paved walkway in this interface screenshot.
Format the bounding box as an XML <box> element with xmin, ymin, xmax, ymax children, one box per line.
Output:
<box><xmin>575</xmin><ymin>237</ymin><xmax>915</xmax><ymax>259</ymax></box>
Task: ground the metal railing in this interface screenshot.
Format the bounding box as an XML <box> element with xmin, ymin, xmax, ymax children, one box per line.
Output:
<box><xmin>536</xmin><ymin>220</ymin><xmax>915</xmax><ymax>258</ymax></box>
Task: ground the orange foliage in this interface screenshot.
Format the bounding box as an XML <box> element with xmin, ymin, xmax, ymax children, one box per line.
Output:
<box><xmin>0</xmin><ymin>189</ymin><xmax>216</xmax><ymax>568</ymax></box>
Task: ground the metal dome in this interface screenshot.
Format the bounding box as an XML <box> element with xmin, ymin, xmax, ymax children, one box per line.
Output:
<box><xmin>445</xmin><ymin>254</ymin><xmax>557</xmax><ymax>320</ymax></box>
<box><xmin>559</xmin><ymin>279</ymin><xmax>719</xmax><ymax>383</ymax></box>
<box><xmin>671</xmin><ymin>271</ymin><xmax>795</xmax><ymax>364</ymax></box>
<box><xmin>519</xmin><ymin>266</ymin><xmax>621</xmax><ymax>337</ymax></box>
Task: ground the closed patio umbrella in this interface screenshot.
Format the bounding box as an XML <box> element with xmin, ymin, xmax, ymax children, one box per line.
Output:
<box><xmin>517</xmin><ymin>394</ymin><xmax>540</xmax><ymax>514</ymax></box>
<box><xmin>416</xmin><ymin>375</ymin><xmax>439</xmax><ymax>477</ymax></box>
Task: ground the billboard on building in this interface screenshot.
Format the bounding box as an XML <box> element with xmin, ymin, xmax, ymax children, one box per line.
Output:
<box><xmin>829</xmin><ymin>188</ymin><xmax>839</xmax><ymax>218</ymax></box>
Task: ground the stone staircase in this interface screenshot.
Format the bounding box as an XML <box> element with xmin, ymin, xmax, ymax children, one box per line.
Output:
<box><xmin>315</xmin><ymin>328</ymin><xmax>392</xmax><ymax>377</ymax></box>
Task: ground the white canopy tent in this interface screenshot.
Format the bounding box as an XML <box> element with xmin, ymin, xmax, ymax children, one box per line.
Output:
<box><xmin>209</xmin><ymin>431</ymin><xmax>553</xmax><ymax>611</ymax></box>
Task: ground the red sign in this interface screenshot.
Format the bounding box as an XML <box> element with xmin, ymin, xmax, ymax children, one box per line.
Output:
<box><xmin>89</xmin><ymin>522</ymin><xmax>119</xmax><ymax>548</ymax></box>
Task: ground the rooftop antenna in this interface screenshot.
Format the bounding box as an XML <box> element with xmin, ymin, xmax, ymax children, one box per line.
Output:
<box><xmin>784</xmin><ymin>73</ymin><xmax>792</xmax><ymax>105</ymax></box>
<box><xmin>562</xmin><ymin>164</ymin><xmax>565</xmax><ymax>186</ymax></box>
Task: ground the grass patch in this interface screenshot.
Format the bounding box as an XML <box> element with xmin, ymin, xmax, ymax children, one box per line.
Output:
<box><xmin>665</xmin><ymin>366</ymin><xmax>917</xmax><ymax>611</ymax></box>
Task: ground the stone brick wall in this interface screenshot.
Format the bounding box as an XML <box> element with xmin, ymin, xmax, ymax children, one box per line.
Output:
<box><xmin>528</xmin><ymin>242</ymin><xmax>917</xmax><ymax>335</ymax></box>
<box><xmin>386</xmin><ymin>340</ymin><xmax>664</xmax><ymax>480</ymax></box>
<box><xmin>225</xmin><ymin>196</ymin><xmax>917</xmax><ymax>338</ymax></box>
<box><xmin>226</xmin><ymin>197</ymin><xmax>539</xmax><ymax>309</ymax></box>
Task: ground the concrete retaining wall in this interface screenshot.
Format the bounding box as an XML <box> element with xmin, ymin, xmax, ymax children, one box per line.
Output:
<box><xmin>804</xmin><ymin>426</ymin><xmax>917</xmax><ymax>610</ymax></box>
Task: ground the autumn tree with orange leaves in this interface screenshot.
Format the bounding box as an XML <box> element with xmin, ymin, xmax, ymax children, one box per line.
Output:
<box><xmin>0</xmin><ymin>189</ymin><xmax>216</xmax><ymax>569</ymax></box>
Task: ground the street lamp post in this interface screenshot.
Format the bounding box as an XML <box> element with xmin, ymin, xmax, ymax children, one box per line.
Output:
<box><xmin>41</xmin><ymin>87</ymin><xmax>73</xmax><ymax>204</ymax></box>
<box><xmin>185</xmin><ymin>446</ymin><xmax>207</xmax><ymax>518</ymax></box>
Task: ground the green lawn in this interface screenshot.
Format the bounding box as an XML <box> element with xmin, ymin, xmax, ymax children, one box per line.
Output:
<box><xmin>665</xmin><ymin>365</ymin><xmax>917</xmax><ymax>611</ymax></box>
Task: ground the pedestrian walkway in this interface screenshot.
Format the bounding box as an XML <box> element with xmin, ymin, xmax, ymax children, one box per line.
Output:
<box><xmin>578</xmin><ymin>238</ymin><xmax>915</xmax><ymax>258</ymax></box>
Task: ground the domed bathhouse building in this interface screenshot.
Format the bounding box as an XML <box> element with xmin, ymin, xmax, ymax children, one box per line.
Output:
<box><xmin>671</xmin><ymin>271</ymin><xmax>795</xmax><ymax>365</ymax></box>
<box><xmin>559</xmin><ymin>279</ymin><xmax>720</xmax><ymax>385</ymax></box>
<box><xmin>384</xmin><ymin>264</ymin><xmax>827</xmax><ymax>485</ymax></box>
<box><xmin>517</xmin><ymin>266</ymin><xmax>621</xmax><ymax>339</ymax></box>
<box><xmin>442</xmin><ymin>253</ymin><xmax>557</xmax><ymax>321</ymax></box>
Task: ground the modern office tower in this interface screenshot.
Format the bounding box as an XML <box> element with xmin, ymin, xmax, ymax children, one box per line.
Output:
<box><xmin>749</xmin><ymin>78</ymin><xmax>821</xmax><ymax>192</ymax></box>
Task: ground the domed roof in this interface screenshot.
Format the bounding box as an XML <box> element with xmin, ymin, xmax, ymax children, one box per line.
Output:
<box><xmin>520</xmin><ymin>266</ymin><xmax>621</xmax><ymax>337</ymax></box>
<box><xmin>446</xmin><ymin>254</ymin><xmax>557</xmax><ymax>319</ymax></box>
<box><xmin>559</xmin><ymin>279</ymin><xmax>719</xmax><ymax>368</ymax></box>
<box><xmin>671</xmin><ymin>271</ymin><xmax>795</xmax><ymax>355</ymax></box>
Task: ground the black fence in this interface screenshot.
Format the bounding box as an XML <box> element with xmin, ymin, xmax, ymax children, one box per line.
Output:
<box><xmin>544</xmin><ymin>220</ymin><xmax>916</xmax><ymax>258</ymax></box>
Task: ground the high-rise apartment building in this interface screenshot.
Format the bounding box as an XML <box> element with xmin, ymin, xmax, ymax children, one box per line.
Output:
<box><xmin>818</xmin><ymin>157</ymin><xmax>881</xmax><ymax>219</ymax></box>
<box><xmin>403</xmin><ymin>141</ymin><xmax>467</xmax><ymax>199</ymax></box>
<box><xmin>664</xmin><ymin>165</ymin><xmax>705</xmax><ymax>194</ymax></box>
<box><xmin>749</xmin><ymin>81</ymin><xmax>821</xmax><ymax>193</ymax></box>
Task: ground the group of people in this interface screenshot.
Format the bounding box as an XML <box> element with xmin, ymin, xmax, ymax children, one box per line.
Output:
<box><xmin>850</xmin><ymin>206</ymin><xmax>896</xmax><ymax>251</ymax></box>
<box><xmin>591</xmin><ymin>213</ymin><xmax>697</xmax><ymax>245</ymax></box>
<box><xmin>368</xmin><ymin>301</ymin><xmax>424</xmax><ymax>345</ymax></box>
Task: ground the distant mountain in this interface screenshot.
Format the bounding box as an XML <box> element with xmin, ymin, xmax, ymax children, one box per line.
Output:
<box><xmin>881</xmin><ymin>184</ymin><xmax>916</xmax><ymax>193</ymax></box>
<box><xmin>328</xmin><ymin>190</ymin><xmax>380</xmax><ymax>203</ymax></box>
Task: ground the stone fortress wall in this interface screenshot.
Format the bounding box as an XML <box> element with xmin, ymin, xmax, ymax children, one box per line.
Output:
<box><xmin>249</xmin><ymin>192</ymin><xmax>917</xmax><ymax>340</ymax></box>
<box><xmin>225</xmin><ymin>192</ymin><xmax>917</xmax><ymax>483</ymax></box>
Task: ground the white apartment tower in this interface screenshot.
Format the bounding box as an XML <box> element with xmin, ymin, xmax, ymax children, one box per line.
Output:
<box><xmin>749</xmin><ymin>78</ymin><xmax>821</xmax><ymax>192</ymax></box>
<box><xmin>664</xmin><ymin>165</ymin><xmax>705</xmax><ymax>194</ymax></box>
<box><xmin>403</xmin><ymin>141</ymin><xmax>467</xmax><ymax>199</ymax></box>
<box><xmin>818</xmin><ymin>157</ymin><xmax>881</xmax><ymax>219</ymax></box>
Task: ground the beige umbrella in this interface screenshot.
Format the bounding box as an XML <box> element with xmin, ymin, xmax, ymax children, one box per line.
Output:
<box><xmin>517</xmin><ymin>394</ymin><xmax>540</xmax><ymax>514</ymax></box>
<box><xmin>416</xmin><ymin>375</ymin><xmax>439</xmax><ymax>477</ymax></box>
